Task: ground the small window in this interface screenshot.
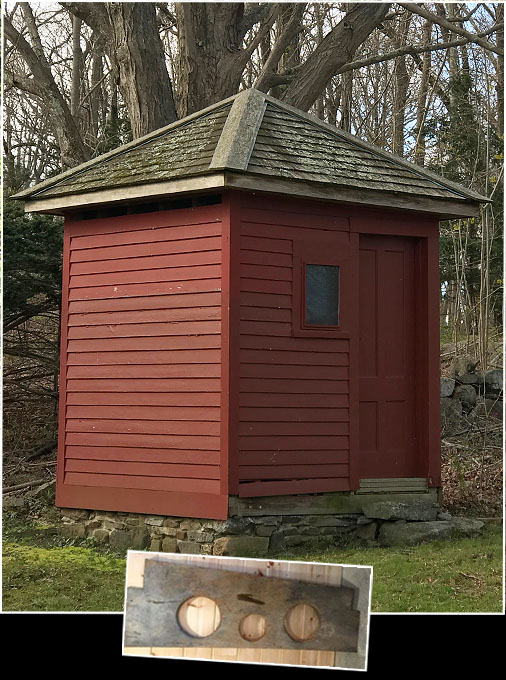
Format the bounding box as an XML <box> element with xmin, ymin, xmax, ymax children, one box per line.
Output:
<box><xmin>305</xmin><ymin>264</ymin><xmax>340</xmax><ymax>326</ymax></box>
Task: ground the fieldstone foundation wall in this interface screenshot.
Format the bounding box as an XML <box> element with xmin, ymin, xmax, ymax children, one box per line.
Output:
<box><xmin>59</xmin><ymin>499</ymin><xmax>483</xmax><ymax>553</ymax></box>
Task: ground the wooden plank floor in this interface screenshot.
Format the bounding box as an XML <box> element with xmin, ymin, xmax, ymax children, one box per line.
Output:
<box><xmin>123</xmin><ymin>551</ymin><xmax>371</xmax><ymax>668</ymax></box>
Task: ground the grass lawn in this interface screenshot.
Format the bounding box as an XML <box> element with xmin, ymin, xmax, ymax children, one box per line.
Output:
<box><xmin>2</xmin><ymin>514</ymin><xmax>503</xmax><ymax>613</ymax></box>
<box><xmin>2</xmin><ymin>542</ymin><xmax>126</xmax><ymax>611</ymax></box>
<box><xmin>278</xmin><ymin>523</ymin><xmax>504</xmax><ymax>613</ymax></box>
<box><xmin>2</xmin><ymin>514</ymin><xmax>126</xmax><ymax>611</ymax></box>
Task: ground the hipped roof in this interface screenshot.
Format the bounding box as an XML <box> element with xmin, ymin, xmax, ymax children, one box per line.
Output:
<box><xmin>15</xmin><ymin>88</ymin><xmax>489</xmax><ymax>217</ymax></box>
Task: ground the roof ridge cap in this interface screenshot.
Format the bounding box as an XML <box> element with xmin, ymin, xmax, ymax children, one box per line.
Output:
<box><xmin>13</xmin><ymin>92</ymin><xmax>242</xmax><ymax>200</ymax></box>
<box><xmin>209</xmin><ymin>89</ymin><xmax>266</xmax><ymax>171</ymax></box>
<box><xmin>262</xmin><ymin>94</ymin><xmax>490</xmax><ymax>204</ymax></box>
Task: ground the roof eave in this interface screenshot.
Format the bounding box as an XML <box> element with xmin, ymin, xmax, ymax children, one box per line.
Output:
<box><xmin>224</xmin><ymin>172</ymin><xmax>482</xmax><ymax>219</ymax></box>
<box><xmin>21</xmin><ymin>174</ymin><xmax>227</xmax><ymax>215</ymax></box>
<box><xmin>21</xmin><ymin>170</ymin><xmax>482</xmax><ymax>219</ymax></box>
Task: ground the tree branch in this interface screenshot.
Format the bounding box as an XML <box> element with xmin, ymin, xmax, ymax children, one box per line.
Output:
<box><xmin>337</xmin><ymin>24</ymin><xmax>504</xmax><ymax>75</ymax></box>
<box><xmin>237</xmin><ymin>4</ymin><xmax>278</xmax><ymax>69</ymax></box>
<box><xmin>239</xmin><ymin>3</ymin><xmax>274</xmax><ymax>37</ymax></box>
<box><xmin>4</xmin><ymin>70</ymin><xmax>45</xmax><ymax>98</ymax></box>
<box><xmin>400</xmin><ymin>3</ymin><xmax>503</xmax><ymax>56</ymax></box>
<box><xmin>59</xmin><ymin>2</ymin><xmax>110</xmax><ymax>38</ymax></box>
<box><xmin>5</xmin><ymin>12</ymin><xmax>89</xmax><ymax>166</ymax></box>
<box><xmin>255</xmin><ymin>3</ymin><xmax>306</xmax><ymax>91</ymax></box>
<box><xmin>281</xmin><ymin>2</ymin><xmax>391</xmax><ymax>111</ymax></box>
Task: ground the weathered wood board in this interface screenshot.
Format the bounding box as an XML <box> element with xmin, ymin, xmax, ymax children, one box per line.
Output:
<box><xmin>231</xmin><ymin>488</ymin><xmax>438</xmax><ymax>516</ymax></box>
<box><xmin>123</xmin><ymin>553</ymin><xmax>371</xmax><ymax>667</ymax></box>
<box><xmin>125</xmin><ymin>559</ymin><xmax>360</xmax><ymax>650</ymax></box>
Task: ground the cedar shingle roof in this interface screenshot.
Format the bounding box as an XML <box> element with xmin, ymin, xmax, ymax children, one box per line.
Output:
<box><xmin>14</xmin><ymin>88</ymin><xmax>489</xmax><ymax>207</ymax></box>
<box><xmin>34</xmin><ymin>104</ymin><xmax>232</xmax><ymax>198</ymax></box>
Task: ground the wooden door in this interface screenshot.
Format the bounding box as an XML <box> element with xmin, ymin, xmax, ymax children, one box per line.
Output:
<box><xmin>358</xmin><ymin>234</ymin><xmax>418</xmax><ymax>479</ymax></box>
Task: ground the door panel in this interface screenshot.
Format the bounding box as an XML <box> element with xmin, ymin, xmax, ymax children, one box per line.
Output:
<box><xmin>359</xmin><ymin>234</ymin><xmax>417</xmax><ymax>478</ymax></box>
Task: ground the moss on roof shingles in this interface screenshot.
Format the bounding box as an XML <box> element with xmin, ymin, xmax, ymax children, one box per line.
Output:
<box><xmin>247</xmin><ymin>105</ymin><xmax>462</xmax><ymax>200</ymax></box>
<box><xmin>40</xmin><ymin>104</ymin><xmax>232</xmax><ymax>198</ymax></box>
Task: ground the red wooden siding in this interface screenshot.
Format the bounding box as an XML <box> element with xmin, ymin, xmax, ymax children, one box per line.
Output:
<box><xmin>233</xmin><ymin>193</ymin><xmax>441</xmax><ymax>498</ymax></box>
<box><xmin>56</xmin><ymin>190</ymin><xmax>441</xmax><ymax>517</ymax></box>
<box><xmin>56</xmin><ymin>205</ymin><xmax>228</xmax><ymax>518</ymax></box>
<box><xmin>236</xmin><ymin>196</ymin><xmax>353</xmax><ymax>497</ymax></box>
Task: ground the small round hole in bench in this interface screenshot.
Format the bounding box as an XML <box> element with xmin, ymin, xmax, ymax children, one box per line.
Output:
<box><xmin>239</xmin><ymin>613</ymin><xmax>267</xmax><ymax>642</ymax></box>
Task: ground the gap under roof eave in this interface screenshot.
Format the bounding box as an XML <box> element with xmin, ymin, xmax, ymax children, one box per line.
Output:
<box><xmin>22</xmin><ymin>174</ymin><xmax>228</xmax><ymax>214</ymax></box>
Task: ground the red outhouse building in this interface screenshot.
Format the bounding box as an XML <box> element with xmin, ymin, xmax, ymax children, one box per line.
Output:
<box><xmin>16</xmin><ymin>89</ymin><xmax>487</xmax><ymax>521</ymax></box>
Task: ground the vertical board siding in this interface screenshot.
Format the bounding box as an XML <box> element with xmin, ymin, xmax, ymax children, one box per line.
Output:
<box><xmin>237</xmin><ymin>197</ymin><xmax>352</xmax><ymax>496</ymax></box>
<box><xmin>57</xmin><ymin>206</ymin><xmax>228</xmax><ymax>518</ymax></box>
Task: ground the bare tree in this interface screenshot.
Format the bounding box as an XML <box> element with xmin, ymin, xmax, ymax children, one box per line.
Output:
<box><xmin>5</xmin><ymin>2</ymin><xmax>502</xmax><ymax>172</ymax></box>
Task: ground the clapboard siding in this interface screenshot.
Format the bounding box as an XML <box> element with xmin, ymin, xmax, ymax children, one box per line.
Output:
<box><xmin>67</xmin><ymin>406</ymin><xmax>220</xmax><ymax>420</ymax></box>
<box><xmin>237</xmin><ymin>198</ymin><xmax>352</xmax><ymax>496</ymax></box>
<box><xmin>67</xmin><ymin>349</ymin><xmax>222</xmax><ymax>365</ymax></box>
<box><xmin>65</xmin><ymin>459</ymin><xmax>221</xmax><ymax>479</ymax></box>
<box><xmin>64</xmin><ymin>472</ymin><xmax>220</xmax><ymax>494</ymax></box>
<box><xmin>66</xmin><ymin>447</ymin><xmax>220</xmax><ymax>464</ymax></box>
<box><xmin>68</xmin><ymin>306</ymin><xmax>221</xmax><ymax>325</ymax></box>
<box><xmin>68</xmin><ymin>292</ymin><xmax>221</xmax><ymax>313</ymax></box>
<box><xmin>69</xmin><ymin>264</ymin><xmax>222</xmax><ymax>288</ymax></box>
<box><xmin>68</xmin><ymin>278</ymin><xmax>222</xmax><ymax>301</ymax></box>
<box><xmin>67</xmin><ymin>378</ymin><xmax>221</xmax><ymax>392</ymax></box>
<box><xmin>67</xmin><ymin>335</ymin><xmax>221</xmax><ymax>352</ymax></box>
<box><xmin>67</xmin><ymin>320</ymin><xmax>221</xmax><ymax>339</ymax></box>
<box><xmin>70</xmin><ymin>235</ymin><xmax>222</xmax><ymax>262</ymax></box>
<box><xmin>57</xmin><ymin>205</ymin><xmax>226</xmax><ymax>515</ymax></box>
<box><xmin>66</xmin><ymin>393</ymin><xmax>221</xmax><ymax>406</ymax></box>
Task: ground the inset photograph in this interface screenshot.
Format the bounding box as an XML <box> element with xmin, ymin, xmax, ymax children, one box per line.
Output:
<box><xmin>123</xmin><ymin>551</ymin><xmax>372</xmax><ymax>669</ymax></box>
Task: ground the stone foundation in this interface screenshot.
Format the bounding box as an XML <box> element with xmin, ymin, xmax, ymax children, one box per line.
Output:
<box><xmin>59</xmin><ymin>498</ymin><xmax>483</xmax><ymax>553</ymax></box>
<box><xmin>60</xmin><ymin>508</ymin><xmax>364</xmax><ymax>554</ymax></box>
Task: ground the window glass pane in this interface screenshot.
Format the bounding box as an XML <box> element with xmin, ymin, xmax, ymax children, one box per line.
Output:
<box><xmin>305</xmin><ymin>264</ymin><xmax>340</xmax><ymax>326</ymax></box>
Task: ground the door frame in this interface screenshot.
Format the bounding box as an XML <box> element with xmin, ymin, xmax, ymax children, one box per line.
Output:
<box><xmin>349</xmin><ymin>217</ymin><xmax>440</xmax><ymax>489</ymax></box>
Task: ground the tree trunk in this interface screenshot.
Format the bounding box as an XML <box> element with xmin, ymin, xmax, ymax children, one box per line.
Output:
<box><xmin>414</xmin><ymin>20</ymin><xmax>433</xmax><ymax>165</ymax></box>
<box><xmin>89</xmin><ymin>39</ymin><xmax>103</xmax><ymax>140</ymax></box>
<box><xmin>176</xmin><ymin>3</ymin><xmax>247</xmax><ymax>116</ymax></box>
<box><xmin>70</xmin><ymin>16</ymin><xmax>82</xmax><ymax>118</ymax></box>
<box><xmin>314</xmin><ymin>5</ymin><xmax>325</xmax><ymax>119</ymax></box>
<box><xmin>392</xmin><ymin>14</ymin><xmax>411</xmax><ymax>156</ymax></box>
<box><xmin>106</xmin><ymin>3</ymin><xmax>177</xmax><ymax>138</ymax></box>
<box><xmin>269</xmin><ymin>4</ymin><xmax>303</xmax><ymax>100</ymax></box>
<box><xmin>339</xmin><ymin>71</ymin><xmax>353</xmax><ymax>133</ymax></box>
<box><xmin>497</xmin><ymin>4</ymin><xmax>504</xmax><ymax>137</ymax></box>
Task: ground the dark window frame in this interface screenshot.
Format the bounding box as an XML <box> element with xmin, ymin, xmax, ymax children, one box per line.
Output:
<box><xmin>292</xmin><ymin>234</ymin><xmax>353</xmax><ymax>339</ymax></box>
<box><xmin>303</xmin><ymin>263</ymin><xmax>340</xmax><ymax>328</ymax></box>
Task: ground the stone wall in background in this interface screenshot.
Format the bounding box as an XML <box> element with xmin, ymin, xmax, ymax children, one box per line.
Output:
<box><xmin>440</xmin><ymin>357</ymin><xmax>503</xmax><ymax>435</ymax></box>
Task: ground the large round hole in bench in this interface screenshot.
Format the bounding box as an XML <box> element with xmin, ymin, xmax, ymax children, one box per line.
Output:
<box><xmin>284</xmin><ymin>603</ymin><xmax>320</xmax><ymax>642</ymax></box>
<box><xmin>177</xmin><ymin>596</ymin><xmax>221</xmax><ymax>638</ymax></box>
